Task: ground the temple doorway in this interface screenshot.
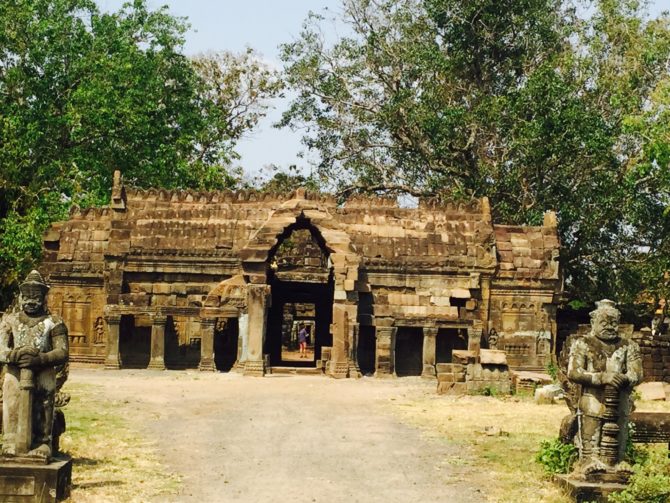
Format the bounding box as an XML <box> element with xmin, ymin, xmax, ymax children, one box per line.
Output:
<box><xmin>265</xmin><ymin>222</ymin><xmax>334</xmax><ymax>367</ymax></box>
<box><xmin>436</xmin><ymin>328</ymin><xmax>468</xmax><ymax>363</ymax></box>
<box><xmin>395</xmin><ymin>327</ymin><xmax>423</xmax><ymax>376</ymax></box>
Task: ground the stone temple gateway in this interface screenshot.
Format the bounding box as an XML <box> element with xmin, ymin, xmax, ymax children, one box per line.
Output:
<box><xmin>40</xmin><ymin>172</ymin><xmax>561</xmax><ymax>383</ymax></box>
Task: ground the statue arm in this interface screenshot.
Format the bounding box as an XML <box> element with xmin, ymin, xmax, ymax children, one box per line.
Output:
<box><xmin>38</xmin><ymin>321</ymin><xmax>69</xmax><ymax>366</ymax></box>
<box><xmin>567</xmin><ymin>339</ymin><xmax>603</xmax><ymax>386</ymax></box>
<box><xmin>0</xmin><ymin>316</ymin><xmax>12</xmax><ymax>363</ymax></box>
<box><xmin>624</xmin><ymin>342</ymin><xmax>643</xmax><ymax>387</ymax></box>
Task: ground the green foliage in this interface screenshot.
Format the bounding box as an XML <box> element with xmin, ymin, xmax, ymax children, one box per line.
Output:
<box><xmin>609</xmin><ymin>448</ymin><xmax>670</xmax><ymax>503</ymax></box>
<box><xmin>535</xmin><ymin>438</ymin><xmax>578</xmax><ymax>474</ymax></box>
<box><xmin>280</xmin><ymin>0</ymin><xmax>670</xmax><ymax>314</ymax></box>
<box><xmin>546</xmin><ymin>362</ymin><xmax>558</xmax><ymax>382</ymax></box>
<box><xmin>479</xmin><ymin>385</ymin><xmax>498</xmax><ymax>397</ymax></box>
<box><xmin>0</xmin><ymin>0</ymin><xmax>279</xmax><ymax>307</ymax></box>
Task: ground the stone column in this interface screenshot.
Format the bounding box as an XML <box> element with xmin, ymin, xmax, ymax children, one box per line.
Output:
<box><xmin>422</xmin><ymin>327</ymin><xmax>438</xmax><ymax>378</ymax></box>
<box><xmin>467</xmin><ymin>325</ymin><xmax>483</xmax><ymax>354</ymax></box>
<box><xmin>234</xmin><ymin>312</ymin><xmax>249</xmax><ymax>372</ymax></box>
<box><xmin>244</xmin><ymin>285</ymin><xmax>270</xmax><ymax>376</ymax></box>
<box><xmin>104</xmin><ymin>313</ymin><xmax>122</xmax><ymax>369</ymax></box>
<box><xmin>199</xmin><ymin>318</ymin><xmax>216</xmax><ymax>372</ymax></box>
<box><xmin>147</xmin><ymin>315</ymin><xmax>167</xmax><ymax>370</ymax></box>
<box><xmin>329</xmin><ymin>303</ymin><xmax>349</xmax><ymax>378</ymax></box>
<box><xmin>375</xmin><ymin>325</ymin><xmax>397</xmax><ymax>378</ymax></box>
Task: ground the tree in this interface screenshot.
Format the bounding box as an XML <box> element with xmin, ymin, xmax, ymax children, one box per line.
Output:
<box><xmin>0</xmin><ymin>0</ymin><xmax>279</xmax><ymax>307</ymax></box>
<box><xmin>280</xmin><ymin>0</ymin><xmax>670</xmax><ymax>314</ymax></box>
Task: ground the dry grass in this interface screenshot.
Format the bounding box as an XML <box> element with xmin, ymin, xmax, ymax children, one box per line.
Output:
<box><xmin>388</xmin><ymin>392</ymin><xmax>670</xmax><ymax>503</ymax></box>
<box><xmin>60</xmin><ymin>382</ymin><xmax>180</xmax><ymax>502</ymax></box>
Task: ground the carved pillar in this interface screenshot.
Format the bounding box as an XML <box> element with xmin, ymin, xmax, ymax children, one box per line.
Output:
<box><xmin>104</xmin><ymin>313</ymin><xmax>122</xmax><ymax>369</ymax></box>
<box><xmin>375</xmin><ymin>325</ymin><xmax>397</xmax><ymax>378</ymax></box>
<box><xmin>467</xmin><ymin>324</ymin><xmax>483</xmax><ymax>354</ymax></box>
<box><xmin>480</xmin><ymin>275</ymin><xmax>492</xmax><ymax>332</ymax></box>
<box><xmin>234</xmin><ymin>312</ymin><xmax>249</xmax><ymax>372</ymax></box>
<box><xmin>244</xmin><ymin>285</ymin><xmax>270</xmax><ymax>376</ymax></box>
<box><xmin>199</xmin><ymin>318</ymin><xmax>216</xmax><ymax>372</ymax></box>
<box><xmin>148</xmin><ymin>315</ymin><xmax>167</xmax><ymax>370</ymax></box>
<box><xmin>422</xmin><ymin>327</ymin><xmax>438</xmax><ymax>378</ymax></box>
<box><xmin>329</xmin><ymin>303</ymin><xmax>350</xmax><ymax>378</ymax></box>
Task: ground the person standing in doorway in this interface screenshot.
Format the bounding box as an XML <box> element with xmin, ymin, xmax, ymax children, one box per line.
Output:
<box><xmin>298</xmin><ymin>325</ymin><xmax>308</xmax><ymax>358</ymax></box>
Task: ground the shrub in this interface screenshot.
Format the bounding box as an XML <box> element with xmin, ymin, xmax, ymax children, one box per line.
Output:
<box><xmin>609</xmin><ymin>448</ymin><xmax>670</xmax><ymax>503</ymax></box>
<box><xmin>535</xmin><ymin>438</ymin><xmax>578</xmax><ymax>474</ymax></box>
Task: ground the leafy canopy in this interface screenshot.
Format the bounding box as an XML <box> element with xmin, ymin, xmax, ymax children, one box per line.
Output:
<box><xmin>0</xmin><ymin>0</ymin><xmax>280</xmax><ymax>307</ymax></box>
<box><xmin>280</xmin><ymin>0</ymin><xmax>670</xmax><ymax>313</ymax></box>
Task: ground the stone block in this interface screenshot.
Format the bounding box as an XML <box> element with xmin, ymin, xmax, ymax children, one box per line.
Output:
<box><xmin>452</xmin><ymin>350</ymin><xmax>476</xmax><ymax>364</ymax></box>
<box><xmin>437</xmin><ymin>372</ymin><xmax>456</xmax><ymax>383</ymax></box>
<box><xmin>636</xmin><ymin>382</ymin><xmax>667</xmax><ymax>401</ymax></box>
<box><xmin>0</xmin><ymin>456</ymin><xmax>72</xmax><ymax>502</ymax></box>
<box><xmin>480</xmin><ymin>349</ymin><xmax>508</xmax><ymax>365</ymax></box>
<box><xmin>435</xmin><ymin>363</ymin><xmax>464</xmax><ymax>373</ymax></box>
<box><xmin>437</xmin><ymin>381</ymin><xmax>467</xmax><ymax>395</ymax></box>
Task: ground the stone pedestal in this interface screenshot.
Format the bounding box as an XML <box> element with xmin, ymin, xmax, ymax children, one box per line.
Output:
<box><xmin>553</xmin><ymin>474</ymin><xmax>627</xmax><ymax>503</ymax></box>
<box><xmin>0</xmin><ymin>456</ymin><xmax>72</xmax><ymax>502</ymax></box>
<box><xmin>421</xmin><ymin>327</ymin><xmax>437</xmax><ymax>378</ymax></box>
<box><xmin>244</xmin><ymin>285</ymin><xmax>270</xmax><ymax>377</ymax></box>
<box><xmin>233</xmin><ymin>313</ymin><xmax>249</xmax><ymax>372</ymax></box>
<box><xmin>104</xmin><ymin>314</ymin><xmax>121</xmax><ymax>369</ymax></box>
<box><xmin>329</xmin><ymin>303</ymin><xmax>350</xmax><ymax>379</ymax></box>
<box><xmin>198</xmin><ymin>318</ymin><xmax>216</xmax><ymax>372</ymax></box>
<box><xmin>375</xmin><ymin>325</ymin><xmax>397</xmax><ymax>378</ymax></box>
<box><xmin>147</xmin><ymin>315</ymin><xmax>167</xmax><ymax>370</ymax></box>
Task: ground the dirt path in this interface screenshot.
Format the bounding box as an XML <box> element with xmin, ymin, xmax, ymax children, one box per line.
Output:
<box><xmin>72</xmin><ymin>369</ymin><xmax>487</xmax><ymax>503</ymax></box>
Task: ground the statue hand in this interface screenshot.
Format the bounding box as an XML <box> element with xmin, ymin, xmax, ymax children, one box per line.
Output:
<box><xmin>17</xmin><ymin>352</ymin><xmax>44</xmax><ymax>369</ymax></box>
<box><xmin>603</xmin><ymin>372</ymin><xmax>628</xmax><ymax>389</ymax></box>
<box><xmin>16</xmin><ymin>346</ymin><xmax>39</xmax><ymax>358</ymax></box>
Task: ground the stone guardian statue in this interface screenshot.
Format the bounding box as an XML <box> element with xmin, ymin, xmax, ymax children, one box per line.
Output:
<box><xmin>0</xmin><ymin>270</ymin><xmax>69</xmax><ymax>461</ymax></box>
<box><xmin>563</xmin><ymin>299</ymin><xmax>642</xmax><ymax>481</ymax></box>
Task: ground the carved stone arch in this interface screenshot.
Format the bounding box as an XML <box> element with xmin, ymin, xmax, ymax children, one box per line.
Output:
<box><xmin>239</xmin><ymin>198</ymin><xmax>360</xmax><ymax>290</ymax></box>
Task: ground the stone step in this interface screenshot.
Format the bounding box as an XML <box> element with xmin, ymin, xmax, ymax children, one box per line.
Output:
<box><xmin>436</xmin><ymin>363</ymin><xmax>464</xmax><ymax>374</ymax></box>
<box><xmin>269</xmin><ymin>366</ymin><xmax>323</xmax><ymax>376</ymax></box>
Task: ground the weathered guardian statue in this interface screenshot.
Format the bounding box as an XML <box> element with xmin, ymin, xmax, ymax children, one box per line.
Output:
<box><xmin>559</xmin><ymin>299</ymin><xmax>642</xmax><ymax>481</ymax></box>
<box><xmin>0</xmin><ymin>270</ymin><xmax>69</xmax><ymax>461</ymax></box>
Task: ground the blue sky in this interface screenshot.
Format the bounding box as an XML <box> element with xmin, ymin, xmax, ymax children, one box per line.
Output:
<box><xmin>97</xmin><ymin>0</ymin><xmax>670</xmax><ymax>180</ymax></box>
<box><xmin>98</xmin><ymin>0</ymin><xmax>340</xmax><ymax>180</ymax></box>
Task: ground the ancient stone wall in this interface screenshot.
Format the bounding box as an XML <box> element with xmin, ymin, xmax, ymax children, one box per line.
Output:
<box><xmin>633</xmin><ymin>329</ymin><xmax>670</xmax><ymax>383</ymax></box>
<box><xmin>40</xmin><ymin>174</ymin><xmax>561</xmax><ymax>373</ymax></box>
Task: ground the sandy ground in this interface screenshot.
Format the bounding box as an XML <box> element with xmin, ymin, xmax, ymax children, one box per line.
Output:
<box><xmin>71</xmin><ymin>369</ymin><xmax>488</xmax><ymax>503</ymax></box>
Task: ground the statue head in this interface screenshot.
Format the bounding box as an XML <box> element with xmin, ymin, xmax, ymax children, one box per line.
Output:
<box><xmin>19</xmin><ymin>270</ymin><xmax>49</xmax><ymax>316</ymax></box>
<box><xmin>589</xmin><ymin>299</ymin><xmax>620</xmax><ymax>342</ymax></box>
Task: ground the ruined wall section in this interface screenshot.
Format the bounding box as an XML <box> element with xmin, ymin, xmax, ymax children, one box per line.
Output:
<box><xmin>489</xmin><ymin>212</ymin><xmax>561</xmax><ymax>370</ymax></box>
<box><xmin>340</xmin><ymin>197</ymin><xmax>496</xmax><ymax>329</ymax></box>
<box><xmin>43</xmin><ymin>207</ymin><xmax>112</xmax><ymax>363</ymax></box>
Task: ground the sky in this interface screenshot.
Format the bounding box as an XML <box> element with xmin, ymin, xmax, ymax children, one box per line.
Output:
<box><xmin>97</xmin><ymin>0</ymin><xmax>670</xmax><ymax>180</ymax></box>
<box><xmin>97</xmin><ymin>0</ymin><xmax>341</xmax><ymax>180</ymax></box>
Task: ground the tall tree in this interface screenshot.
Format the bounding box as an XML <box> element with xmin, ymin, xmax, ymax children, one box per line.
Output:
<box><xmin>0</xmin><ymin>0</ymin><xmax>279</xmax><ymax>306</ymax></box>
<box><xmin>280</xmin><ymin>0</ymin><xmax>670</xmax><ymax>314</ymax></box>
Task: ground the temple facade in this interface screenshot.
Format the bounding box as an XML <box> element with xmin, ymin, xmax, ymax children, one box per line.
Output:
<box><xmin>40</xmin><ymin>172</ymin><xmax>561</xmax><ymax>379</ymax></box>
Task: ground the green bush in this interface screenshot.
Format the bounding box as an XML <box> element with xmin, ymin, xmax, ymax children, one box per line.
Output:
<box><xmin>535</xmin><ymin>438</ymin><xmax>578</xmax><ymax>474</ymax></box>
<box><xmin>609</xmin><ymin>448</ymin><xmax>670</xmax><ymax>503</ymax></box>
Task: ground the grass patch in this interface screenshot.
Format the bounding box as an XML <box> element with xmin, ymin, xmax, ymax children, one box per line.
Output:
<box><xmin>60</xmin><ymin>382</ymin><xmax>180</xmax><ymax>502</ymax></box>
<box><xmin>390</xmin><ymin>393</ymin><xmax>670</xmax><ymax>503</ymax></box>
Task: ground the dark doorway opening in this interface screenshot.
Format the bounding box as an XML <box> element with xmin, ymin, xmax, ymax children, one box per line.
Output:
<box><xmin>436</xmin><ymin>328</ymin><xmax>468</xmax><ymax>363</ymax></box>
<box><xmin>395</xmin><ymin>327</ymin><xmax>423</xmax><ymax>376</ymax></box>
<box><xmin>265</xmin><ymin>221</ymin><xmax>334</xmax><ymax>367</ymax></box>
<box><xmin>119</xmin><ymin>314</ymin><xmax>150</xmax><ymax>368</ymax></box>
<box><xmin>214</xmin><ymin>318</ymin><xmax>239</xmax><ymax>372</ymax></box>
<box><xmin>357</xmin><ymin>325</ymin><xmax>376</xmax><ymax>375</ymax></box>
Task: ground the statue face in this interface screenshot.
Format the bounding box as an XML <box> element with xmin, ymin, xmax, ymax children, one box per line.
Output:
<box><xmin>592</xmin><ymin>313</ymin><xmax>619</xmax><ymax>341</ymax></box>
<box><xmin>21</xmin><ymin>289</ymin><xmax>46</xmax><ymax>316</ymax></box>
